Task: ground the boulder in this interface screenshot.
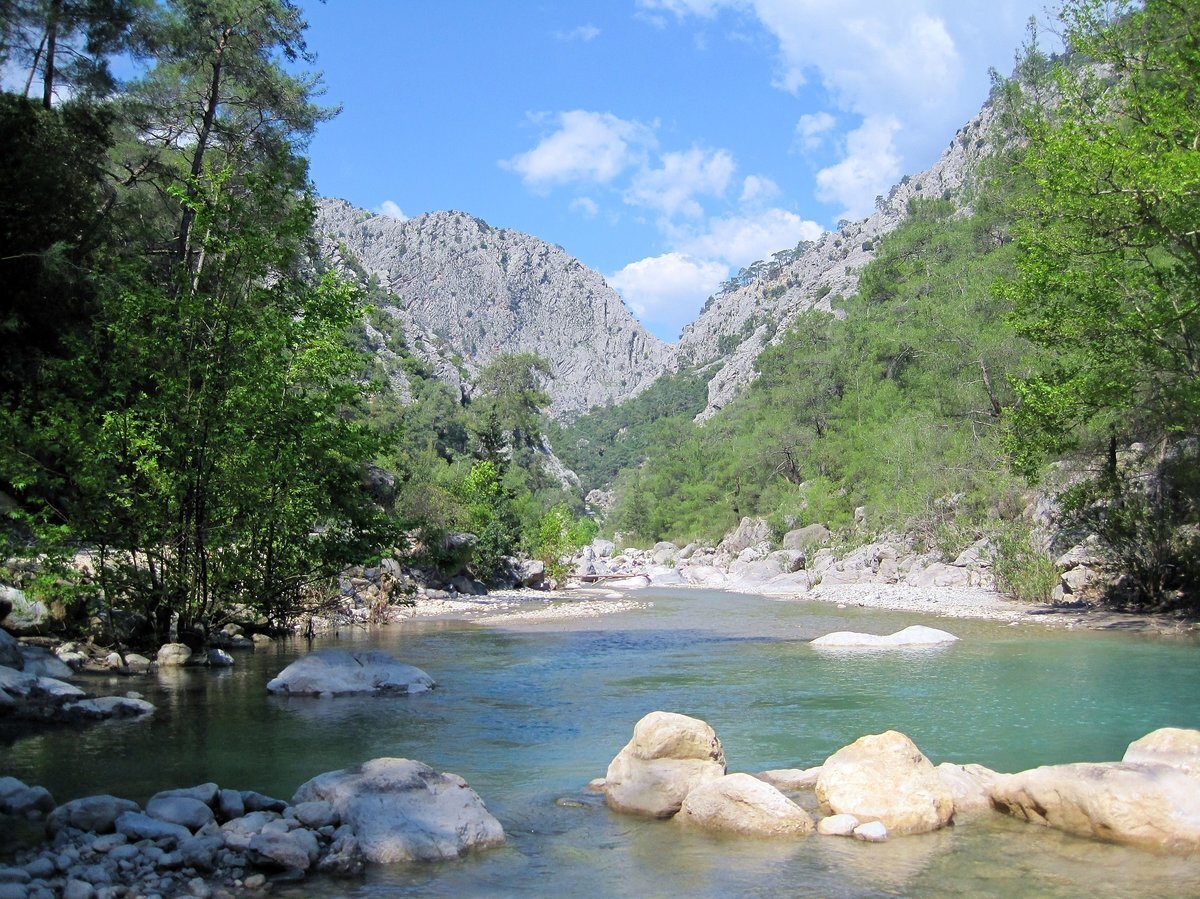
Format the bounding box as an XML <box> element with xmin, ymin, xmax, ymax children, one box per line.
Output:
<box><xmin>47</xmin><ymin>796</ymin><xmax>140</xmax><ymax>835</ymax></box>
<box><xmin>19</xmin><ymin>646</ymin><xmax>73</xmax><ymax>679</ymax></box>
<box><xmin>0</xmin><ymin>777</ymin><xmax>54</xmax><ymax>817</ymax></box>
<box><xmin>603</xmin><ymin>711</ymin><xmax>726</xmax><ymax>818</ymax></box>
<box><xmin>0</xmin><ymin>587</ymin><xmax>48</xmax><ymax>633</ymax></box>
<box><xmin>782</xmin><ymin>524</ymin><xmax>831</xmax><ymax>552</ymax></box>
<box><xmin>990</xmin><ymin>761</ymin><xmax>1200</xmax><ymax>853</ymax></box>
<box><xmin>64</xmin><ymin>696</ymin><xmax>155</xmax><ymax>720</ymax></box>
<box><xmin>1122</xmin><ymin>727</ymin><xmax>1200</xmax><ymax>775</ymax></box>
<box><xmin>678</xmin><ymin>773</ymin><xmax>814</xmax><ymax>836</ymax></box>
<box><xmin>854</xmin><ymin>820</ymin><xmax>889</xmax><ymax>842</ymax></box>
<box><xmin>248</xmin><ymin>828</ymin><xmax>320</xmax><ymax>871</ymax></box>
<box><xmin>115</xmin><ymin>810</ymin><xmax>192</xmax><ymax>844</ymax></box>
<box><xmin>817</xmin><ymin>813</ymin><xmax>859</xmax><ymax>836</ymax></box>
<box><xmin>265</xmin><ymin>650</ymin><xmax>435</xmax><ymax>696</ymax></box>
<box><xmin>717</xmin><ymin>517</ymin><xmax>771</xmax><ymax>555</ymax></box>
<box><xmin>517</xmin><ymin>559</ymin><xmax>546</xmax><ymax>589</ymax></box>
<box><xmin>755</xmin><ymin>766</ymin><xmax>822</xmax><ymax>791</ymax></box>
<box><xmin>815</xmin><ymin>731</ymin><xmax>954</xmax><ymax>835</ymax></box>
<box><xmin>650</xmin><ymin>542</ymin><xmax>679</xmax><ymax>565</ymax></box>
<box><xmin>205</xmin><ymin>649</ymin><xmax>235</xmax><ymax>668</ymax></box>
<box><xmin>145</xmin><ymin>795</ymin><xmax>215</xmax><ymax>831</ymax></box>
<box><xmin>810</xmin><ymin>626</ymin><xmax>958</xmax><ymax>649</ymax></box>
<box><xmin>292</xmin><ymin>757</ymin><xmax>505</xmax><ymax>863</ymax></box>
<box><xmin>935</xmin><ymin>763</ymin><xmax>1000</xmax><ymax>817</ymax></box>
<box><xmin>592</xmin><ymin>538</ymin><xmax>615</xmax><ymax>558</ymax></box>
<box><xmin>156</xmin><ymin>643</ymin><xmax>192</xmax><ymax>667</ymax></box>
<box><xmin>0</xmin><ymin>628</ymin><xmax>22</xmax><ymax>669</ymax></box>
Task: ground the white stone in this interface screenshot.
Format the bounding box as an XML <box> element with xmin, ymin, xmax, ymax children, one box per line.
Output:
<box><xmin>810</xmin><ymin>625</ymin><xmax>958</xmax><ymax>648</ymax></box>
<box><xmin>1123</xmin><ymin>727</ymin><xmax>1200</xmax><ymax>775</ymax></box>
<box><xmin>854</xmin><ymin>820</ymin><xmax>889</xmax><ymax>841</ymax></box>
<box><xmin>603</xmin><ymin>711</ymin><xmax>726</xmax><ymax>818</ymax></box>
<box><xmin>817</xmin><ymin>813</ymin><xmax>860</xmax><ymax>836</ymax></box>
<box><xmin>678</xmin><ymin>773</ymin><xmax>814</xmax><ymax>836</ymax></box>
<box><xmin>265</xmin><ymin>650</ymin><xmax>435</xmax><ymax>696</ymax></box>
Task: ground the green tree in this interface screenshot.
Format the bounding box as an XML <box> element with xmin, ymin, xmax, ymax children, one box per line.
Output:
<box><xmin>468</xmin><ymin>352</ymin><xmax>552</xmax><ymax>455</ymax></box>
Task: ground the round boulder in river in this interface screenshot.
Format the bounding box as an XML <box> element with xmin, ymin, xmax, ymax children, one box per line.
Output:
<box><xmin>266</xmin><ymin>649</ymin><xmax>436</xmax><ymax>696</ymax></box>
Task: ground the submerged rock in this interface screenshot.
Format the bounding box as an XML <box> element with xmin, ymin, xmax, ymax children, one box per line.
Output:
<box><xmin>815</xmin><ymin>731</ymin><xmax>954</xmax><ymax>835</ymax></box>
<box><xmin>292</xmin><ymin>757</ymin><xmax>505</xmax><ymax>863</ymax></box>
<box><xmin>266</xmin><ymin>650</ymin><xmax>436</xmax><ymax>696</ymax></box>
<box><xmin>603</xmin><ymin>711</ymin><xmax>726</xmax><ymax>818</ymax></box>
<box><xmin>678</xmin><ymin>773</ymin><xmax>814</xmax><ymax>836</ymax></box>
<box><xmin>810</xmin><ymin>625</ymin><xmax>958</xmax><ymax>648</ymax></box>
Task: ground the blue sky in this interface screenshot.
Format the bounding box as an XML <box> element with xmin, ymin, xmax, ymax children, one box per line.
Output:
<box><xmin>298</xmin><ymin>1</ymin><xmax>1043</xmax><ymax>341</ymax></box>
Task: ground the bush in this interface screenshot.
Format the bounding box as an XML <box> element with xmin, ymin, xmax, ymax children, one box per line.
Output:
<box><xmin>993</xmin><ymin>521</ymin><xmax>1058</xmax><ymax>603</ymax></box>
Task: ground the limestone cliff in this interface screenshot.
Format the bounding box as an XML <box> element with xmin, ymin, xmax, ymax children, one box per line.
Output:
<box><xmin>315</xmin><ymin>200</ymin><xmax>669</xmax><ymax>418</ymax></box>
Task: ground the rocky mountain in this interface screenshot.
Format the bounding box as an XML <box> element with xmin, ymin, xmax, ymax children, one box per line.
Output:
<box><xmin>675</xmin><ymin>103</ymin><xmax>998</xmax><ymax>421</ymax></box>
<box><xmin>315</xmin><ymin>200</ymin><xmax>669</xmax><ymax>417</ymax></box>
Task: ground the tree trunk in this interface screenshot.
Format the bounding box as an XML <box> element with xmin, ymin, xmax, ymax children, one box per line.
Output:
<box><xmin>41</xmin><ymin>0</ymin><xmax>61</xmax><ymax>110</ymax></box>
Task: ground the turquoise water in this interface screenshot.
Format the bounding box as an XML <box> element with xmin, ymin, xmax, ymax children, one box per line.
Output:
<box><xmin>4</xmin><ymin>588</ymin><xmax>1200</xmax><ymax>897</ymax></box>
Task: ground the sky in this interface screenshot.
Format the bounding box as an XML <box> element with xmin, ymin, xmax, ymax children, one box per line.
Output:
<box><xmin>297</xmin><ymin>1</ymin><xmax>1045</xmax><ymax>342</ymax></box>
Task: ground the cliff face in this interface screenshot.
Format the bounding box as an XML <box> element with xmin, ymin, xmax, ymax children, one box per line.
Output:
<box><xmin>675</xmin><ymin>103</ymin><xmax>998</xmax><ymax>420</ymax></box>
<box><xmin>315</xmin><ymin>200</ymin><xmax>669</xmax><ymax>418</ymax></box>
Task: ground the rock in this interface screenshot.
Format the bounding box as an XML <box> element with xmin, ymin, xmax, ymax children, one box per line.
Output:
<box><xmin>0</xmin><ymin>627</ymin><xmax>21</xmax><ymax>670</ymax></box>
<box><xmin>815</xmin><ymin>731</ymin><xmax>954</xmax><ymax>835</ymax></box>
<box><xmin>603</xmin><ymin>711</ymin><xmax>726</xmax><ymax>818</ymax></box>
<box><xmin>292</xmin><ymin>757</ymin><xmax>505</xmax><ymax>863</ymax></box>
<box><xmin>205</xmin><ymin>649</ymin><xmax>235</xmax><ymax>668</ymax></box>
<box><xmin>64</xmin><ymin>696</ymin><xmax>155</xmax><ymax>720</ymax></box>
<box><xmin>248</xmin><ymin>828</ymin><xmax>319</xmax><ymax>871</ymax></box>
<box><xmin>156</xmin><ymin>643</ymin><xmax>192</xmax><ymax>667</ymax></box>
<box><xmin>592</xmin><ymin>538</ymin><xmax>615</xmax><ymax>558</ymax></box>
<box><xmin>217</xmin><ymin>789</ymin><xmax>245</xmax><ymax>822</ymax></box>
<box><xmin>782</xmin><ymin>524</ymin><xmax>831</xmax><ymax>552</ymax></box>
<box><xmin>905</xmin><ymin>562</ymin><xmax>971</xmax><ymax>589</ymax></box>
<box><xmin>517</xmin><ymin>559</ymin><xmax>546</xmax><ymax>589</ymax></box>
<box><xmin>114</xmin><ymin>810</ymin><xmax>192</xmax><ymax>844</ymax></box>
<box><xmin>1122</xmin><ymin>727</ymin><xmax>1200</xmax><ymax>775</ymax></box>
<box><xmin>810</xmin><ymin>625</ymin><xmax>958</xmax><ymax>648</ymax></box>
<box><xmin>678</xmin><ymin>773</ymin><xmax>814</xmax><ymax>836</ymax></box>
<box><xmin>146</xmin><ymin>795</ymin><xmax>215</xmax><ymax>831</ymax></box>
<box><xmin>316</xmin><ymin>832</ymin><xmax>365</xmax><ymax>876</ymax></box>
<box><xmin>239</xmin><ymin>791</ymin><xmax>288</xmax><ymax>814</ymax></box>
<box><xmin>265</xmin><ymin>650</ymin><xmax>435</xmax><ymax>696</ymax></box>
<box><xmin>650</xmin><ymin>542</ymin><xmax>679</xmax><ymax>565</ymax></box>
<box><xmin>717</xmin><ymin>517</ymin><xmax>771</xmax><ymax>555</ymax></box>
<box><xmin>817</xmin><ymin>813</ymin><xmax>860</xmax><ymax>836</ymax></box>
<box><xmin>754</xmin><ymin>571</ymin><xmax>815</xmax><ymax>595</ymax></box>
<box><xmin>854</xmin><ymin>820</ymin><xmax>889</xmax><ymax>842</ymax></box>
<box><xmin>990</xmin><ymin>761</ymin><xmax>1200</xmax><ymax>853</ymax></box>
<box><xmin>935</xmin><ymin>763</ymin><xmax>1000</xmax><ymax>817</ymax></box>
<box><xmin>755</xmin><ymin>767</ymin><xmax>822</xmax><ymax>791</ymax></box>
<box><xmin>178</xmin><ymin>834</ymin><xmax>224</xmax><ymax>871</ymax></box>
<box><xmin>47</xmin><ymin>796</ymin><xmax>140</xmax><ymax>835</ymax></box>
<box><xmin>292</xmin><ymin>800</ymin><xmax>338</xmax><ymax>829</ymax></box>
<box><xmin>0</xmin><ymin>586</ymin><xmax>49</xmax><ymax>633</ymax></box>
<box><xmin>0</xmin><ymin>777</ymin><xmax>54</xmax><ymax>817</ymax></box>
<box><xmin>124</xmin><ymin>653</ymin><xmax>153</xmax><ymax>674</ymax></box>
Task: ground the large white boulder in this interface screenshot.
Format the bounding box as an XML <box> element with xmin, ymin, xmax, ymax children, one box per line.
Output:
<box><xmin>810</xmin><ymin>625</ymin><xmax>958</xmax><ymax>648</ymax></box>
<box><xmin>678</xmin><ymin>773</ymin><xmax>814</xmax><ymax>836</ymax></box>
<box><xmin>935</xmin><ymin>762</ymin><xmax>1001</xmax><ymax>817</ymax></box>
<box><xmin>266</xmin><ymin>650</ymin><xmax>435</xmax><ymax>696</ymax></box>
<box><xmin>292</xmin><ymin>758</ymin><xmax>504</xmax><ymax>863</ymax></box>
<box><xmin>1122</xmin><ymin>727</ymin><xmax>1200</xmax><ymax>775</ymax></box>
<box><xmin>815</xmin><ymin>731</ymin><xmax>954</xmax><ymax>835</ymax></box>
<box><xmin>603</xmin><ymin>711</ymin><xmax>726</xmax><ymax>818</ymax></box>
<box><xmin>991</xmin><ymin>756</ymin><xmax>1200</xmax><ymax>853</ymax></box>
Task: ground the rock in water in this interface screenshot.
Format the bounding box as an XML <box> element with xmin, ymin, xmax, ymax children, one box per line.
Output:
<box><xmin>815</xmin><ymin>731</ymin><xmax>954</xmax><ymax>835</ymax></box>
<box><xmin>810</xmin><ymin>625</ymin><xmax>958</xmax><ymax>648</ymax></box>
<box><xmin>265</xmin><ymin>650</ymin><xmax>435</xmax><ymax>696</ymax></box>
<box><xmin>678</xmin><ymin>773</ymin><xmax>814</xmax><ymax>836</ymax></box>
<box><xmin>291</xmin><ymin>758</ymin><xmax>504</xmax><ymax>863</ymax></box>
<box><xmin>1122</xmin><ymin>727</ymin><xmax>1200</xmax><ymax>775</ymax></box>
<box><xmin>603</xmin><ymin>711</ymin><xmax>726</xmax><ymax>818</ymax></box>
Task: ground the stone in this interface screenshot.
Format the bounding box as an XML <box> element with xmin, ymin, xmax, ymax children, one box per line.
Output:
<box><xmin>217</xmin><ymin>789</ymin><xmax>244</xmax><ymax>822</ymax></box>
<box><xmin>146</xmin><ymin>796</ymin><xmax>215</xmax><ymax>832</ymax></box>
<box><xmin>755</xmin><ymin>767</ymin><xmax>822</xmax><ymax>791</ymax></box>
<box><xmin>247</xmin><ymin>829</ymin><xmax>319</xmax><ymax>871</ymax></box>
<box><xmin>1122</xmin><ymin>727</ymin><xmax>1200</xmax><ymax>775</ymax></box>
<box><xmin>817</xmin><ymin>813</ymin><xmax>860</xmax><ymax>836</ymax></box>
<box><xmin>265</xmin><ymin>649</ymin><xmax>435</xmax><ymax>696</ymax></box>
<box><xmin>156</xmin><ymin>644</ymin><xmax>192</xmax><ymax>667</ymax></box>
<box><xmin>810</xmin><ymin>625</ymin><xmax>958</xmax><ymax>648</ymax></box>
<box><xmin>292</xmin><ymin>757</ymin><xmax>505</xmax><ymax>863</ymax></box>
<box><xmin>678</xmin><ymin>773</ymin><xmax>814</xmax><ymax>836</ymax></box>
<box><xmin>854</xmin><ymin>820</ymin><xmax>889</xmax><ymax>842</ymax></box>
<box><xmin>0</xmin><ymin>628</ymin><xmax>22</xmax><ymax>670</ymax></box>
<box><xmin>178</xmin><ymin>834</ymin><xmax>224</xmax><ymax>871</ymax></box>
<box><xmin>292</xmin><ymin>800</ymin><xmax>338</xmax><ymax>829</ymax></box>
<box><xmin>46</xmin><ymin>796</ymin><xmax>140</xmax><ymax>835</ymax></box>
<box><xmin>782</xmin><ymin>524</ymin><xmax>831</xmax><ymax>552</ymax></box>
<box><xmin>205</xmin><ymin>649</ymin><xmax>234</xmax><ymax>668</ymax></box>
<box><xmin>935</xmin><ymin>763</ymin><xmax>1000</xmax><ymax>817</ymax></box>
<box><xmin>603</xmin><ymin>711</ymin><xmax>726</xmax><ymax>818</ymax></box>
<box><xmin>153</xmin><ymin>783</ymin><xmax>219</xmax><ymax>806</ymax></box>
<box><xmin>124</xmin><ymin>653</ymin><xmax>153</xmax><ymax>674</ymax></box>
<box><xmin>64</xmin><ymin>696</ymin><xmax>155</xmax><ymax>720</ymax></box>
<box><xmin>63</xmin><ymin>879</ymin><xmax>94</xmax><ymax>899</ymax></box>
<box><xmin>650</xmin><ymin>542</ymin><xmax>679</xmax><ymax>565</ymax></box>
<box><xmin>114</xmin><ymin>811</ymin><xmax>192</xmax><ymax>844</ymax></box>
<box><xmin>990</xmin><ymin>761</ymin><xmax>1200</xmax><ymax>853</ymax></box>
<box><xmin>815</xmin><ymin>731</ymin><xmax>954</xmax><ymax>835</ymax></box>
<box><xmin>1</xmin><ymin>586</ymin><xmax>49</xmax><ymax>632</ymax></box>
<box><xmin>18</xmin><ymin>647</ymin><xmax>72</xmax><ymax>679</ymax></box>
<box><xmin>0</xmin><ymin>776</ymin><xmax>55</xmax><ymax>817</ymax></box>
<box><xmin>239</xmin><ymin>791</ymin><xmax>288</xmax><ymax>814</ymax></box>
<box><xmin>517</xmin><ymin>559</ymin><xmax>546</xmax><ymax>589</ymax></box>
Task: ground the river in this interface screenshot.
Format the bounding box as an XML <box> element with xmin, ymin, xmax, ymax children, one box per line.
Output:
<box><xmin>4</xmin><ymin>588</ymin><xmax>1199</xmax><ymax>897</ymax></box>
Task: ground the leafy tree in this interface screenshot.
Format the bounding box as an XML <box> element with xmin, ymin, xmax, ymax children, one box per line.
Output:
<box><xmin>468</xmin><ymin>352</ymin><xmax>552</xmax><ymax>455</ymax></box>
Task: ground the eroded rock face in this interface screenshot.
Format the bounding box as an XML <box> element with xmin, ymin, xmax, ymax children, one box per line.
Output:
<box><xmin>678</xmin><ymin>773</ymin><xmax>814</xmax><ymax>836</ymax></box>
<box><xmin>815</xmin><ymin>731</ymin><xmax>954</xmax><ymax>835</ymax></box>
<box><xmin>990</xmin><ymin>761</ymin><xmax>1200</xmax><ymax>854</ymax></box>
<box><xmin>603</xmin><ymin>711</ymin><xmax>726</xmax><ymax>818</ymax></box>
<box><xmin>265</xmin><ymin>650</ymin><xmax>435</xmax><ymax>696</ymax></box>
<box><xmin>291</xmin><ymin>758</ymin><xmax>505</xmax><ymax>863</ymax></box>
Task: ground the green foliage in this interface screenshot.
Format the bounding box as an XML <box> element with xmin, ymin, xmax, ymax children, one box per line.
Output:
<box><xmin>992</xmin><ymin>521</ymin><xmax>1058</xmax><ymax>604</ymax></box>
<box><xmin>533</xmin><ymin>503</ymin><xmax>596</xmax><ymax>585</ymax></box>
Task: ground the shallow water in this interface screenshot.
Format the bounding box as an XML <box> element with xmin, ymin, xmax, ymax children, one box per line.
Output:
<box><xmin>4</xmin><ymin>588</ymin><xmax>1200</xmax><ymax>897</ymax></box>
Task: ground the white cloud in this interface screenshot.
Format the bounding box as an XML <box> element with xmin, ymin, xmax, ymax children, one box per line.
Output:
<box><xmin>795</xmin><ymin>111</ymin><xmax>836</xmax><ymax>151</ymax></box>
<box><xmin>625</xmin><ymin>147</ymin><xmax>735</xmax><ymax>218</ymax></box>
<box><xmin>570</xmin><ymin>196</ymin><xmax>600</xmax><ymax>218</ymax></box>
<box><xmin>504</xmin><ymin>110</ymin><xmax>655</xmax><ymax>188</ymax></box>
<box><xmin>815</xmin><ymin>115</ymin><xmax>902</xmax><ymax>218</ymax></box>
<box><xmin>677</xmin><ymin>208</ymin><xmax>824</xmax><ymax>268</ymax></box>
<box><xmin>608</xmin><ymin>252</ymin><xmax>729</xmax><ymax>337</ymax></box>
<box><xmin>739</xmin><ymin>175</ymin><xmax>780</xmax><ymax>206</ymax></box>
<box><xmin>557</xmin><ymin>23</ymin><xmax>601</xmax><ymax>42</ymax></box>
<box><xmin>375</xmin><ymin>200</ymin><xmax>407</xmax><ymax>220</ymax></box>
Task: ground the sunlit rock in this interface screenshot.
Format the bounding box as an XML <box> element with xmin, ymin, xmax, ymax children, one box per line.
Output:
<box><xmin>604</xmin><ymin>711</ymin><xmax>726</xmax><ymax>818</ymax></box>
<box><xmin>265</xmin><ymin>650</ymin><xmax>435</xmax><ymax>697</ymax></box>
<box><xmin>678</xmin><ymin>773</ymin><xmax>814</xmax><ymax>836</ymax></box>
<box><xmin>810</xmin><ymin>625</ymin><xmax>958</xmax><ymax>648</ymax></box>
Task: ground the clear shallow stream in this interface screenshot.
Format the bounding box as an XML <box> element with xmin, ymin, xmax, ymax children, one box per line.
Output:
<box><xmin>4</xmin><ymin>588</ymin><xmax>1200</xmax><ymax>898</ymax></box>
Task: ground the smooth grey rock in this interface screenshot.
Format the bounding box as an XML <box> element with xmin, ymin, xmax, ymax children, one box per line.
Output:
<box><xmin>114</xmin><ymin>811</ymin><xmax>191</xmax><ymax>844</ymax></box>
<box><xmin>19</xmin><ymin>647</ymin><xmax>73</xmax><ymax>679</ymax></box>
<box><xmin>178</xmin><ymin>834</ymin><xmax>224</xmax><ymax>871</ymax></box>
<box><xmin>854</xmin><ymin>820</ymin><xmax>889</xmax><ymax>842</ymax></box>
<box><xmin>604</xmin><ymin>711</ymin><xmax>726</xmax><ymax>818</ymax></box>
<box><xmin>63</xmin><ymin>880</ymin><xmax>94</xmax><ymax>899</ymax></box>
<box><xmin>265</xmin><ymin>649</ymin><xmax>435</xmax><ymax>696</ymax></box>
<box><xmin>155</xmin><ymin>644</ymin><xmax>192</xmax><ymax>667</ymax></box>
<box><xmin>205</xmin><ymin>649</ymin><xmax>234</xmax><ymax>668</ymax></box>
<box><xmin>817</xmin><ymin>813</ymin><xmax>860</xmax><ymax>836</ymax></box>
<box><xmin>292</xmin><ymin>800</ymin><xmax>338</xmax><ymax>829</ymax></box>
<box><xmin>63</xmin><ymin>696</ymin><xmax>155</xmax><ymax>720</ymax></box>
<box><xmin>248</xmin><ymin>828</ymin><xmax>319</xmax><ymax>871</ymax></box>
<box><xmin>0</xmin><ymin>776</ymin><xmax>54</xmax><ymax>816</ymax></box>
<box><xmin>216</xmin><ymin>789</ymin><xmax>244</xmax><ymax>822</ymax></box>
<box><xmin>47</xmin><ymin>796</ymin><xmax>140</xmax><ymax>835</ymax></box>
<box><xmin>145</xmin><ymin>796</ymin><xmax>214</xmax><ymax>831</ymax></box>
<box><xmin>152</xmin><ymin>784</ymin><xmax>219</xmax><ymax>807</ymax></box>
<box><xmin>782</xmin><ymin>524</ymin><xmax>831</xmax><ymax>552</ymax></box>
<box><xmin>239</xmin><ymin>791</ymin><xmax>288</xmax><ymax>813</ymax></box>
<box><xmin>678</xmin><ymin>773</ymin><xmax>814</xmax><ymax>836</ymax></box>
<box><xmin>292</xmin><ymin>757</ymin><xmax>505</xmax><ymax>863</ymax></box>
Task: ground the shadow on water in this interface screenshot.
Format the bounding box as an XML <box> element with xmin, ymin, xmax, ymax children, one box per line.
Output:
<box><xmin>4</xmin><ymin>587</ymin><xmax>1200</xmax><ymax>897</ymax></box>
